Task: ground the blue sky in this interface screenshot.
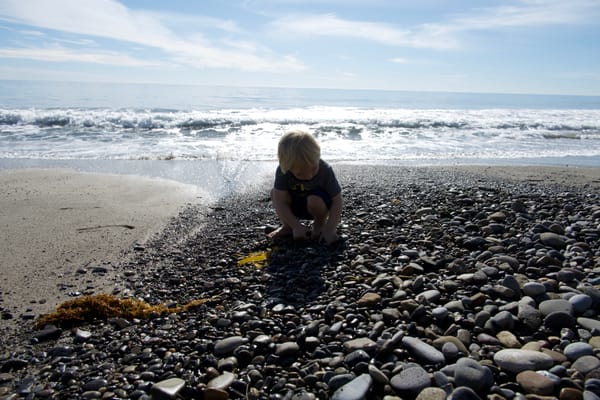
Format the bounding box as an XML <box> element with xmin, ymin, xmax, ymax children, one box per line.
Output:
<box><xmin>0</xmin><ymin>0</ymin><xmax>599</xmax><ymax>95</ymax></box>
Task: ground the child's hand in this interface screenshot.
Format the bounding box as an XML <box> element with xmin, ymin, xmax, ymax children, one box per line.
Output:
<box><xmin>293</xmin><ymin>224</ymin><xmax>311</xmax><ymax>240</ymax></box>
<box><xmin>319</xmin><ymin>227</ymin><xmax>339</xmax><ymax>245</ymax></box>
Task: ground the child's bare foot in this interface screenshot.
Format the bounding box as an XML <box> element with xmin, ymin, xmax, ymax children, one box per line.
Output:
<box><xmin>266</xmin><ymin>225</ymin><xmax>292</xmax><ymax>240</ymax></box>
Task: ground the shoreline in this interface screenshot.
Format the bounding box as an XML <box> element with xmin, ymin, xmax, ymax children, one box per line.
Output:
<box><xmin>1</xmin><ymin>163</ymin><xmax>597</xmax><ymax>321</ymax></box>
<box><xmin>0</xmin><ymin>163</ymin><xmax>599</xmax><ymax>398</ymax></box>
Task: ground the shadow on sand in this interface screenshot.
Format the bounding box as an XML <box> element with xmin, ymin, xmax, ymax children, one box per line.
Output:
<box><xmin>263</xmin><ymin>239</ymin><xmax>345</xmax><ymax>308</ymax></box>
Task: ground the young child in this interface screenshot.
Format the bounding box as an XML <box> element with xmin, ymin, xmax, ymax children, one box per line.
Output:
<box><xmin>267</xmin><ymin>130</ymin><xmax>343</xmax><ymax>245</ymax></box>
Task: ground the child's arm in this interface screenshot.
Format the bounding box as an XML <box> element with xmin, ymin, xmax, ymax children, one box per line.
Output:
<box><xmin>271</xmin><ymin>188</ymin><xmax>310</xmax><ymax>239</ymax></box>
<box><xmin>321</xmin><ymin>192</ymin><xmax>343</xmax><ymax>244</ymax></box>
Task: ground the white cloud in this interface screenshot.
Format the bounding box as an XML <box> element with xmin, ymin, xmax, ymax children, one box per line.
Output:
<box><xmin>0</xmin><ymin>0</ymin><xmax>305</xmax><ymax>73</ymax></box>
<box><xmin>390</xmin><ymin>57</ymin><xmax>408</xmax><ymax>64</ymax></box>
<box><xmin>449</xmin><ymin>0</ymin><xmax>600</xmax><ymax>31</ymax></box>
<box><xmin>0</xmin><ymin>45</ymin><xmax>167</xmax><ymax>67</ymax></box>
<box><xmin>268</xmin><ymin>1</ymin><xmax>599</xmax><ymax>50</ymax></box>
<box><xmin>269</xmin><ymin>14</ymin><xmax>456</xmax><ymax>50</ymax></box>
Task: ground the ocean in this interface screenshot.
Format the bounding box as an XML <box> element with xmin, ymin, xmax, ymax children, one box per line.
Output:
<box><xmin>1</xmin><ymin>80</ymin><xmax>599</xmax><ymax>196</ymax></box>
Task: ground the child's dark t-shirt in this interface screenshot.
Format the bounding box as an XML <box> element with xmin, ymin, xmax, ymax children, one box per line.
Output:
<box><xmin>273</xmin><ymin>159</ymin><xmax>341</xmax><ymax>199</ymax></box>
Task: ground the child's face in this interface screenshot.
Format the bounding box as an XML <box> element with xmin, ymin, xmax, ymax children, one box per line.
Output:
<box><xmin>290</xmin><ymin>162</ymin><xmax>319</xmax><ymax>181</ymax></box>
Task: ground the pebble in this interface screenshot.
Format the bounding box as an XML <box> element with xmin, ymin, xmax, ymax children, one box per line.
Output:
<box><xmin>539</xmin><ymin>232</ymin><xmax>567</xmax><ymax>249</ymax></box>
<box><xmin>213</xmin><ymin>336</ymin><xmax>246</xmax><ymax>356</ymax></box>
<box><xmin>331</xmin><ymin>373</ymin><xmax>372</xmax><ymax>400</ymax></box>
<box><xmin>207</xmin><ymin>371</ymin><xmax>236</xmax><ymax>390</ymax></box>
<box><xmin>569</xmin><ymin>294</ymin><xmax>593</xmax><ymax>314</ymax></box>
<box><xmin>453</xmin><ymin>357</ymin><xmax>494</xmax><ymax>394</ymax></box>
<box><xmin>390</xmin><ymin>365</ymin><xmax>431</xmax><ymax>398</ymax></box>
<box><xmin>401</xmin><ymin>336</ymin><xmax>445</xmax><ymax>365</ymax></box>
<box><xmin>564</xmin><ymin>342</ymin><xmax>594</xmax><ymax>360</ymax></box>
<box><xmin>493</xmin><ymin>349</ymin><xmax>554</xmax><ymax>373</ymax></box>
<box><xmin>522</xmin><ymin>282</ymin><xmax>547</xmax><ymax>297</ymax></box>
<box><xmin>578</xmin><ymin>318</ymin><xmax>600</xmax><ymax>332</ymax></box>
<box><xmin>448</xmin><ymin>386</ymin><xmax>482</xmax><ymax>400</ymax></box>
<box><xmin>539</xmin><ymin>299</ymin><xmax>573</xmax><ymax>316</ymax></box>
<box><xmin>416</xmin><ymin>387</ymin><xmax>448</xmax><ymax>400</ymax></box>
<box><xmin>151</xmin><ymin>378</ymin><xmax>186</xmax><ymax>399</ymax></box>
<box><xmin>572</xmin><ymin>355</ymin><xmax>600</xmax><ymax>374</ymax></box>
<box><xmin>516</xmin><ymin>370</ymin><xmax>555</xmax><ymax>395</ymax></box>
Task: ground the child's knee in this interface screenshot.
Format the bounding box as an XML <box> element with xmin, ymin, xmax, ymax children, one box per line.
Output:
<box><xmin>306</xmin><ymin>195</ymin><xmax>327</xmax><ymax>215</ymax></box>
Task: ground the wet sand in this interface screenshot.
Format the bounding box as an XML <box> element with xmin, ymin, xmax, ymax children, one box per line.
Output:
<box><xmin>0</xmin><ymin>168</ymin><xmax>203</xmax><ymax>324</ymax></box>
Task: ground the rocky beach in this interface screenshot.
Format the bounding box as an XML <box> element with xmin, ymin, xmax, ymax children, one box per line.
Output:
<box><xmin>1</xmin><ymin>164</ymin><xmax>600</xmax><ymax>400</ymax></box>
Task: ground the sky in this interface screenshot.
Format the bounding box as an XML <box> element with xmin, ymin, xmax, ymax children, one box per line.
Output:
<box><xmin>0</xmin><ymin>0</ymin><xmax>599</xmax><ymax>95</ymax></box>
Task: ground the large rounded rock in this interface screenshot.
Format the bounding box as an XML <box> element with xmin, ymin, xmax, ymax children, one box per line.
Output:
<box><xmin>331</xmin><ymin>373</ymin><xmax>373</xmax><ymax>400</ymax></box>
<box><xmin>539</xmin><ymin>232</ymin><xmax>566</xmax><ymax>248</ymax></box>
<box><xmin>493</xmin><ymin>349</ymin><xmax>554</xmax><ymax>373</ymax></box>
<box><xmin>402</xmin><ymin>336</ymin><xmax>445</xmax><ymax>365</ymax></box>
<box><xmin>390</xmin><ymin>365</ymin><xmax>432</xmax><ymax>398</ymax></box>
<box><xmin>454</xmin><ymin>357</ymin><xmax>494</xmax><ymax>394</ymax></box>
<box><xmin>516</xmin><ymin>370</ymin><xmax>555</xmax><ymax>395</ymax></box>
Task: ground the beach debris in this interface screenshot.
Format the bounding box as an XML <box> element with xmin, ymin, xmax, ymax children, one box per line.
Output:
<box><xmin>36</xmin><ymin>293</ymin><xmax>219</xmax><ymax>328</ymax></box>
<box><xmin>237</xmin><ymin>250</ymin><xmax>270</xmax><ymax>268</ymax></box>
<box><xmin>77</xmin><ymin>224</ymin><xmax>135</xmax><ymax>232</ymax></box>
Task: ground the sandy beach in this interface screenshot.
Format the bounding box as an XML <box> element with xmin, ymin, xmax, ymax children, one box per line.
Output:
<box><xmin>0</xmin><ymin>164</ymin><xmax>599</xmax><ymax>399</ymax></box>
<box><xmin>0</xmin><ymin>168</ymin><xmax>203</xmax><ymax>329</ymax></box>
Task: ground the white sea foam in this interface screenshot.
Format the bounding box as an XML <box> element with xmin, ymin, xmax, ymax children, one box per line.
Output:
<box><xmin>1</xmin><ymin>106</ymin><xmax>599</xmax><ymax>163</ymax></box>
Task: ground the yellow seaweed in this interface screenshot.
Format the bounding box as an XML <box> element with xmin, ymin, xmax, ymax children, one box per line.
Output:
<box><xmin>36</xmin><ymin>293</ymin><xmax>219</xmax><ymax>328</ymax></box>
<box><xmin>237</xmin><ymin>250</ymin><xmax>270</xmax><ymax>268</ymax></box>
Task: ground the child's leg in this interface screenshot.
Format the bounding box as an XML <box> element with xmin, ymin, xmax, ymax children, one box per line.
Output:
<box><xmin>306</xmin><ymin>194</ymin><xmax>328</xmax><ymax>237</ymax></box>
<box><xmin>267</xmin><ymin>224</ymin><xmax>292</xmax><ymax>239</ymax></box>
<box><xmin>268</xmin><ymin>189</ymin><xmax>294</xmax><ymax>240</ymax></box>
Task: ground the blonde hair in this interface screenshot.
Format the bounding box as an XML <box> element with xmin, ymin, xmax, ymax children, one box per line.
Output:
<box><xmin>277</xmin><ymin>130</ymin><xmax>320</xmax><ymax>174</ymax></box>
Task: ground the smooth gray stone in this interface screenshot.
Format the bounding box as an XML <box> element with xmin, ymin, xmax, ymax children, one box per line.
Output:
<box><xmin>518</xmin><ymin>298</ymin><xmax>542</xmax><ymax>330</ymax></box>
<box><xmin>572</xmin><ymin>355</ymin><xmax>600</xmax><ymax>374</ymax></box>
<box><xmin>544</xmin><ymin>311</ymin><xmax>575</xmax><ymax>331</ymax></box>
<box><xmin>418</xmin><ymin>289</ymin><xmax>442</xmax><ymax>303</ymax></box>
<box><xmin>569</xmin><ymin>294</ymin><xmax>593</xmax><ymax>314</ymax></box>
<box><xmin>82</xmin><ymin>378</ymin><xmax>108</xmax><ymax>392</ymax></box>
<box><xmin>416</xmin><ymin>387</ymin><xmax>448</xmax><ymax>400</ymax></box>
<box><xmin>213</xmin><ymin>336</ymin><xmax>246</xmax><ymax>356</ymax></box>
<box><xmin>368</xmin><ymin>364</ymin><xmax>389</xmax><ymax>385</ymax></box>
<box><xmin>580</xmin><ymin>286</ymin><xmax>600</xmax><ymax>309</ymax></box>
<box><xmin>151</xmin><ymin>378</ymin><xmax>186</xmax><ymax>399</ymax></box>
<box><xmin>454</xmin><ymin>357</ymin><xmax>494</xmax><ymax>394</ymax></box>
<box><xmin>344</xmin><ymin>350</ymin><xmax>370</xmax><ymax>369</ymax></box>
<box><xmin>448</xmin><ymin>386</ymin><xmax>482</xmax><ymax>400</ymax></box>
<box><xmin>490</xmin><ymin>310</ymin><xmax>515</xmax><ymax>331</ymax></box>
<box><xmin>207</xmin><ymin>371</ymin><xmax>235</xmax><ymax>390</ymax></box>
<box><xmin>432</xmin><ymin>307</ymin><xmax>449</xmax><ymax>320</ymax></box>
<box><xmin>578</xmin><ymin>317</ymin><xmax>600</xmax><ymax>332</ymax></box>
<box><xmin>276</xmin><ymin>341</ymin><xmax>300</xmax><ymax>357</ymax></box>
<box><xmin>586</xmin><ymin>378</ymin><xmax>600</xmax><ymax>394</ymax></box>
<box><xmin>442</xmin><ymin>342</ymin><xmax>459</xmax><ymax>361</ymax></box>
<box><xmin>328</xmin><ymin>374</ymin><xmax>356</xmax><ymax>392</ymax></box>
<box><xmin>402</xmin><ymin>336</ymin><xmax>445</xmax><ymax>365</ymax></box>
<box><xmin>502</xmin><ymin>275</ymin><xmax>521</xmax><ymax>297</ymax></box>
<box><xmin>331</xmin><ymin>373</ymin><xmax>372</xmax><ymax>400</ymax></box>
<box><xmin>493</xmin><ymin>349</ymin><xmax>554</xmax><ymax>373</ymax></box>
<box><xmin>584</xmin><ymin>391</ymin><xmax>600</xmax><ymax>400</ymax></box>
<box><xmin>522</xmin><ymin>282</ymin><xmax>546</xmax><ymax>297</ymax></box>
<box><xmin>343</xmin><ymin>337</ymin><xmax>377</xmax><ymax>352</ymax></box>
<box><xmin>390</xmin><ymin>365</ymin><xmax>431</xmax><ymax>398</ymax></box>
<box><xmin>564</xmin><ymin>342</ymin><xmax>594</xmax><ymax>360</ymax></box>
<box><xmin>539</xmin><ymin>299</ymin><xmax>573</xmax><ymax>316</ymax></box>
<box><xmin>539</xmin><ymin>232</ymin><xmax>566</xmax><ymax>248</ymax></box>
